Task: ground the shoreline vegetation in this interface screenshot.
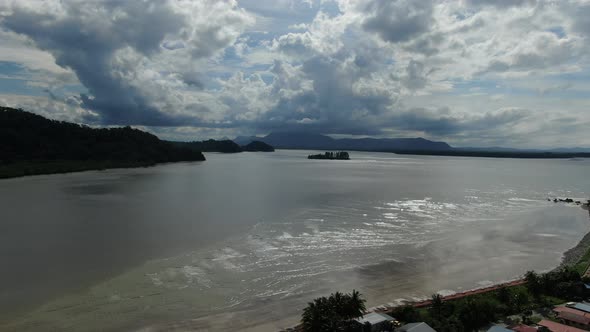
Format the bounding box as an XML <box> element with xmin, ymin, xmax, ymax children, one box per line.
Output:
<box><xmin>0</xmin><ymin>160</ymin><xmax>176</xmax><ymax>179</ymax></box>
<box><xmin>0</xmin><ymin>107</ymin><xmax>207</xmax><ymax>179</ymax></box>
<box><xmin>289</xmin><ymin>200</ymin><xmax>590</xmax><ymax>332</ymax></box>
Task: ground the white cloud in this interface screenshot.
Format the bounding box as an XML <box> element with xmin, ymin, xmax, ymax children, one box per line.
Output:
<box><xmin>0</xmin><ymin>0</ymin><xmax>589</xmax><ymax>147</ymax></box>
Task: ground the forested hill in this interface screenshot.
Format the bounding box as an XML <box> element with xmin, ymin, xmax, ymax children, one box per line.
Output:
<box><xmin>170</xmin><ymin>139</ymin><xmax>243</xmax><ymax>153</ymax></box>
<box><xmin>0</xmin><ymin>107</ymin><xmax>204</xmax><ymax>178</ymax></box>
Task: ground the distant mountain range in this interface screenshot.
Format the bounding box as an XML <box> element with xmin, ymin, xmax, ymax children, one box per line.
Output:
<box><xmin>234</xmin><ymin>132</ymin><xmax>590</xmax><ymax>155</ymax></box>
<box><xmin>234</xmin><ymin>132</ymin><xmax>451</xmax><ymax>151</ymax></box>
<box><xmin>233</xmin><ymin>132</ymin><xmax>590</xmax><ymax>158</ymax></box>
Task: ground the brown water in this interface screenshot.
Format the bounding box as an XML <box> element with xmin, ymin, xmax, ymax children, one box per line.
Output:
<box><xmin>0</xmin><ymin>151</ymin><xmax>588</xmax><ymax>331</ymax></box>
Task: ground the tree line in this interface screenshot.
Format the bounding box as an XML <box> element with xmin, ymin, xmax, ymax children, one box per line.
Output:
<box><xmin>308</xmin><ymin>152</ymin><xmax>350</xmax><ymax>160</ymax></box>
<box><xmin>300</xmin><ymin>268</ymin><xmax>589</xmax><ymax>332</ymax></box>
<box><xmin>0</xmin><ymin>107</ymin><xmax>205</xmax><ymax>165</ymax></box>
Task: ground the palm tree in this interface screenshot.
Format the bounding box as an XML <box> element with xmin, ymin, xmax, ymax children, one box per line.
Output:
<box><xmin>347</xmin><ymin>289</ymin><xmax>366</xmax><ymax>319</ymax></box>
<box><xmin>301</xmin><ymin>290</ymin><xmax>367</xmax><ymax>331</ymax></box>
<box><xmin>431</xmin><ymin>293</ymin><xmax>444</xmax><ymax>318</ymax></box>
<box><xmin>302</xmin><ymin>297</ymin><xmax>331</xmax><ymax>331</ymax></box>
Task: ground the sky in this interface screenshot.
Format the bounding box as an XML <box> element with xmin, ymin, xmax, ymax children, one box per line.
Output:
<box><xmin>0</xmin><ymin>0</ymin><xmax>589</xmax><ymax>148</ymax></box>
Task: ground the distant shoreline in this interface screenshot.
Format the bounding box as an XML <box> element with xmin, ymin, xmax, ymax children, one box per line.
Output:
<box><xmin>390</xmin><ymin>149</ymin><xmax>590</xmax><ymax>159</ymax></box>
<box><xmin>277</xmin><ymin>148</ymin><xmax>590</xmax><ymax>159</ymax></box>
<box><xmin>0</xmin><ymin>160</ymin><xmax>203</xmax><ymax>180</ymax></box>
<box><xmin>2</xmin><ymin>148</ymin><xmax>587</xmax><ymax>180</ymax></box>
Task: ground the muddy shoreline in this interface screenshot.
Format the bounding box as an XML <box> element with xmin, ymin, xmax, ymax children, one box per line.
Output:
<box><xmin>556</xmin><ymin>203</ymin><xmax>590</xmax><ymax>270</ymax></box>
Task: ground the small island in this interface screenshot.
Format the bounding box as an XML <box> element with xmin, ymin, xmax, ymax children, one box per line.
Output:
<box><xmin>308</xmin><ymin>151</ymin><xmax>350</xmax><ymax>160</ymax></box>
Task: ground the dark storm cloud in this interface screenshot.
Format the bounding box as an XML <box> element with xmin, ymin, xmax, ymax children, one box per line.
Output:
<box><xmin>385</xmin><ymin>107</ymin><xmax>531</xmax><ymax>136</ymax></box>
<box><xmin>1</xmin><ymin>1</ymin><xmax>250</xmax><ymax>127</ymax></box>
<box><xmin>248</xmin><ymin>53</ymin><xmax>394</xmax><ymax>135</ymax></box>
<box><xmin>247</xmin><ymin>52</ymin><xmax>530</xmax><ymax>137</ymax></box>
<box><xmin>0</xmin><ymin>2</ymin><xmax>186</xmax><ymax>126</ymax></box>
<box><xmin>361</xmin><ymin>0</ymin><xmax>433</xmax><ymax>44</ymax></box>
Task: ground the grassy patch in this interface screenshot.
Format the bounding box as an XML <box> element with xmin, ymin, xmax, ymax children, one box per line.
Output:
<box><xmin>573</xmin><ymin>246</ymin><xmax>590</xmax><ymax>275</ymax></box>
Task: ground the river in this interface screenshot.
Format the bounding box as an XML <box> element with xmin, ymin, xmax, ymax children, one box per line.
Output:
<box><xmin>0</xmin><ymin>150</ymin><xmax>588</xmax><ymax>331</ymax></box>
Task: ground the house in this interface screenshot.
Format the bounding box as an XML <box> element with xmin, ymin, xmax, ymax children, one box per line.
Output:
<box><xmin>486</xmin><ymin>325</ymin><xmax>514</xmax><ymax>332</ymax></box>
<box><xmin>567</xmin><ymin>302</ymin><xmax>590</xmax><ymax>314</ymax></box>
<box><xmin>510</xmin><ymin>324</ymin><xmax>538</xmax><ymax>332</ymax></box>
<box><xmin>538</xmin><ymin>319</ymin><xmax>588</xmax><ymax>332</ymax></box>
<box><xmin>355</xmin><ymin>312</ymin><xmax>396</xmax><ymax>332</ymax></box>
<box><xmin>395</xmin><ymin>322</ymin><xmax>437</xmax><ymax>332</ymax></box>
<box><xmin>553</xmin><ymin>306</ymin><xmax>590</xmax><ymax>330</ymax></box>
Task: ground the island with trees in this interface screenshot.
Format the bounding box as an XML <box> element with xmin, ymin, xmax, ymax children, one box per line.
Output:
<box><xmin>0</xmin><ymin>107</ymin><xmax>205</xmax><ymax>179</ymax></box>
<box><xmin>308</xmin><ymin>151</ymin><xmax>350</xmax><ymax>160</ymax></box>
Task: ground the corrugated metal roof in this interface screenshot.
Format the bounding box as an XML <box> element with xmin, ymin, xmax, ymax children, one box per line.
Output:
<box><xmin>486</xmin><ymin>326</ymin><xmax>513</xmax><ymax>332</ymax></box>
<box><xmin>396</xmin><ymin>322</ymin><xmax>437</xmax><ymax>332</ymax></box>
<box><xmin>539</xmin><ymin>319</ymin><xmax>588</xmax><ymax>332</ymax></box>
<box><xmin>555</xmin><ymin>306</ymin><xmax>590</xmax><ymax>318</ymax></box>
<box><xmin>558</xmin><ymin>311</ymin><xmax>590</xmax><ymax>325</ymax></box>
<box><xmin>355</xmin><ymin>312</ymin><xmax>394</xmax><ymax>325</ymax></box>
<box><xmin>572</xmin><ymin>302</ymin><xmax>590</xmax><ymax>313</ymax></box>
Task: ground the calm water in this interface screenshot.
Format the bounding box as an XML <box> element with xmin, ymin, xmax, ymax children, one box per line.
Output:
<box><xmin>0</xmin><ymin>151</ymin><xmax>589</xmax><ymax>331</ymax></box>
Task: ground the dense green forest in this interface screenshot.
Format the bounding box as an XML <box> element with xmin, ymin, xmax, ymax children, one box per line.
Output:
<box><xmin>0</xmin><ymin>107</ymin><xmax>205</xmax><ymax>178</ymax></box>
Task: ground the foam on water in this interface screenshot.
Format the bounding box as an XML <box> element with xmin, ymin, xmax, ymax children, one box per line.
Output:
<box><xmin>135</xmin><ymin>193</ymin><xmax>554</xmax><ymax>308</ymax></box>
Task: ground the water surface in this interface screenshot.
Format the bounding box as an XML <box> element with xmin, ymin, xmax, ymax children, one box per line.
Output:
<box><xmin>0</xmin><ymin>151</ymin><xmax>588</xmax><ymax>331</ymax></box>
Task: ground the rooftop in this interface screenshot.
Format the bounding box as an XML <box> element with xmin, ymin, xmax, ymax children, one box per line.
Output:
<box><xmin>487</xmin><ymin>326</ymin><xmax>514</xmax><ymax>332</ymax></box>
<box><xmin>396</xmin><ymin>322</ymin><xmax>437</xmax><ymax>332</ymax></box>
<box><xmin>570</xmin><ymin>302</ymin><xmax>590</xmax><ymax>313</ymax></box>
<box><xmin>510</xmin><ymin>324</ymin><xmax>538</xmax><ymax>332</ymax></box>
<box><xmin>538</xmin><ymin>319</ymin><xmax>588</xmax><ymax>332</ymax></box>
<box><xmin>554</xmin><ymin>306</ymin><xmax>590</xmax><ymax>325</ymax></box>
<box><xmin>355</xmin><ymin>312</ymin><xmax>395</xmax><ymax>325</ymax></box>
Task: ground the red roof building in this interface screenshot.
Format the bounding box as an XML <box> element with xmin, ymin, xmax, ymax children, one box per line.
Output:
<box><xmin>553</xmin><ymin>306</ymin><xmax>590</xmax><ymax>329</ymax></box>
<box><xmin>510</xmin><ymin>324</ymin><xmax>538</xmax><ymax>332</ymax></box>
<box><xmin>538</xmin><ymin>319</ymin><xmax>588</xmax><ymax>332</ymax></box>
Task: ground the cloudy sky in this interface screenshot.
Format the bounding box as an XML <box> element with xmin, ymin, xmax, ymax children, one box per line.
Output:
<box><xmin>0</xmin><ymin>0</ymin><xmax>589</xmax><ymax>148</ymax></box>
